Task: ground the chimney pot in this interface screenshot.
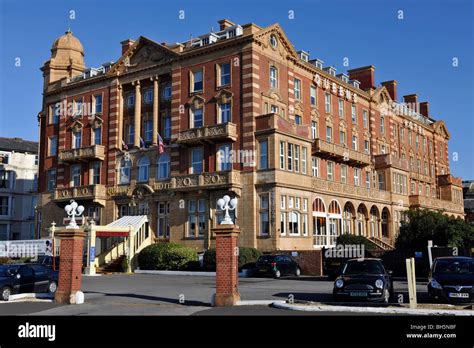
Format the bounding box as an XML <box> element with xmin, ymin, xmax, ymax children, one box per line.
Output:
<box><xmin>218</xmin><ymin>19</ymin><xmax>236</xmax><ymax>31</ymax></box>
<box><xmin>347</xmin><ymin>65</ymin><xmax>375</xmax><ymax>91</ymax></box>
<box><xmin>403</xmin><ymin>94</ymin><xmax>418</xmax><ymax>112</ymax></box>
<box><xmin>419</xmin><ymin>101</ymin><xmax>430</xmax><ymax>118</ymax></box>
<box><xmin>381</xmin><ymin>80</ymin><xmax>397</xmax><ymax>101</ymax></box>
<box><xmin>120</xmin><ymin>39</ymin><xmax>135</xmax><ymax>55</ymax></box>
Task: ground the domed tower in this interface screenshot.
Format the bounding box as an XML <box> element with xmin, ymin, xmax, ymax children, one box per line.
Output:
<box><xmin>41</xmin><ymin>29</ymin><xmax>85</xmax><ymax>88</ymax></box>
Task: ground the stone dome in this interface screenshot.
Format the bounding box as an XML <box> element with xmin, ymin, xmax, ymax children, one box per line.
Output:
<box><xmin>51</xmin><ymin>29</ymin><xmax>84</xmax><ymax>55</ymax></box>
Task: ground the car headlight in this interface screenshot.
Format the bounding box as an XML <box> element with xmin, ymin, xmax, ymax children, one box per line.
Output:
<box><xmin>375</xmin><ymin>279</ymin><xmax>384</xmax><ymax>289</ymax></box>
<box><xmin>335</xmin><ymin>279</ymin><xmax>344</xmax><ymax>288</ymax></box>
<box><xmin>430</xmin><ymin>279</ymin><xmax>443</xmax><ymax>290</ymax></box>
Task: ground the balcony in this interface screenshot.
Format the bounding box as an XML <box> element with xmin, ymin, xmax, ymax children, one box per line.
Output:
<box><xmin>312</xmin><ymin>177</ymin><xmax>391</xmax><ymax>202</ymax></box>
<box><xmin>53</xmin><ymin>184</ymin><xmax>107</xmax><ymax>203</ymax></box>
<box><xmin>58</xmin><ymin>145</ymin><xmax>105</xmax><ymax>163</ymax></box>
<box><xmin>107</xmin><ymin>171</ymin><xmax>242</xmax><ymax>197</ymax></box>
<box><xmin>255</xmin><ymin>113</ymin><xmax>310</xmax><ymax>138</ymax></box>
<box><xmin>437</xmin><ymin>174</ymin><xmax>462</xmax><ymax>187</ymax></box>
<box><xmin>176</xmin><ymin>123</ymin><xmax>237</xmax><ymax>145</ymax></box>
<box><xmin>312</xmin><ymin>138</ymin><xmax>371</xmax><ymax>167</ymax></box>
<box><xmin>410</xmin><ymin>171</ymin><xmax>434</xmax><ymax>184</ymax></box>
<box><xmin>409</xmin><ymin>195</ymin><xmax>464</xmax><ymax>215</ymax></box>
<box><xmin>169</xmin><ymin>171</ymin><xmax>241</xmax><ymax>191</ymax></box>
<box><xmin>374</xmin><ymin>154</ymin><xmax>409</xmax><ymax>171</ymax></box>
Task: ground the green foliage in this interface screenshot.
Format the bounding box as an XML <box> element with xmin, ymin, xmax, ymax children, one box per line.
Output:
<box><xmin>121</xmin><ymin>257</ymin><xmax>129</xmax><ymax>272</ymax></box>
<box><xmin>203</xmin><ymin>247</ymin><xmax>262</xmax><ymax>271</ymax></box>
<box><xmin>336</xmin><ymin>234</ymin><xmax>374</xmax><ymax>250</ymax></box>
<box><xmin>203</xmin><ymin>248</ymin><xmax>216</xmax><ymax>271</ymax></box>
<box><xmin>0</xmin><ymin>257</ymin><xmax>32</xmax><ymax>264</ymax></box>
<box><xmin>137</xmin><ymin>243</ymin><xmax>198</xmax><ymax>270</ymax></box>
<box><xmin>395</xmin><ymin>209</ymin><xmax>474</xmax><ymax>250</ymax></box>
<box><xmin>238</xmin><ymin>247</ymin><xmax>262</xmax><ymax>269</ymax></box>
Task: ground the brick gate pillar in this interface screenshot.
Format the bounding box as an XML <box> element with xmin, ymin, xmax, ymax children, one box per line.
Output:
<box><xmin>54</xmin><ymin>228</ymin><xmax>86</xmax><ymax>304</ymax></box>
<box><xmin>212</xmin><ymin>225</ymin><xmax>241</xmax><ymax>306</ymax></box>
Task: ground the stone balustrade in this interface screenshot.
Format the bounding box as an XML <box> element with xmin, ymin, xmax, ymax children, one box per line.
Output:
<box><xmin>58</xmin><ymin>145</ymin><xmax>105</xmax><ymax>162</ymax></box>
<box><xmin>176</xmin><ymin>123</ymin><xmax>237</xmax><ymax>145</ymax></box>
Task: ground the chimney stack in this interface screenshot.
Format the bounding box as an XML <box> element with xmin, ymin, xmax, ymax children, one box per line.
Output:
<box><xmin>381</xmin><ymin>80</ymin><xmax>397</xmax><ymax>101</ymax></box>
<box><xmin>347</xmin><ymin>65</ymin><xmax>375</xmax><ymax>91</ymax></box>
<box><xmin>121</xmin><ymin>39</ymin><xmax>135</xmax><ymax>55</ymax></box>
<box><xmin>403</xmin><ymin>94</ymin><xmax>418</xmax><ymax>112</ymax></box>
<box><xmin>218</xmin><ymin>19</ymin><xmax>235</xmax><ymax>31</ymax></box>
<box><xmin>419</xmin><ymin>101</ymin><xmax>430</xmax><ymax>118</ymax></box>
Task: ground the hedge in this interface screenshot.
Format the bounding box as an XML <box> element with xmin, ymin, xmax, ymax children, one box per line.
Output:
<box><xmin>137</xmin><ymin>243</ymin><xmax>198</xmax><ymax>270</ymax></box>
<box><xmin>203</xmin><ymin>247</ymin><xmax>262</xmax><ymax>271</ymax></box>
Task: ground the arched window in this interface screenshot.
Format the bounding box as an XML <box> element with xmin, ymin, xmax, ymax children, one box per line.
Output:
<box><xmin>119</xmin><ymin>159</ymin><xmax>131</xmax><ymax>184</ymax></box>
<box><xmin>157</xmin><ymin>153</ymin><xmax>170</xmax><ymax>180</ymax></box>
<box><xmin>289</xmin><ymin>211</ymin><xmax>300</xmax><ymax>235</ymax></box>
<box><xmin>138</xmin><ymin>156</ymin><xmax>150</xmax><ymax>182</ymax></box>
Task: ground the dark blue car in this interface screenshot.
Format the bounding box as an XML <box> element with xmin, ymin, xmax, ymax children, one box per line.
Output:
<box><xmin>0</xmin><ymin>264</ymin><xmax>58</xmax><ymax>301</ymax></box>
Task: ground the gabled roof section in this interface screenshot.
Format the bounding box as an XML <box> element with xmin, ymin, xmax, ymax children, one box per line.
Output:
<box><xmin>432</xmin><ymin>120</ymin><xmax>451</xmax><ymax>140</ymax></box>
<box><xmin>107</xmin><ymin>36</ymin><xmax>180</xmax><ymax>76</ymax></box>
<box><xmin>371</xmin><ymin>85</ymin><xmax>393</xmax><ymax>104</ymax></box>
<box><xmin>253</xmin><ymin>23</ymin><xmax>298</xmax><ymax>59</ymax></box>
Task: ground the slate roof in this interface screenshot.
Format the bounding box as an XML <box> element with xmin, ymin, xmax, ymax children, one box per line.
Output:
<box><xmin>0</xmin><ymin>137</ymin><xmax>38</xmax><ymax>154</ymax></box>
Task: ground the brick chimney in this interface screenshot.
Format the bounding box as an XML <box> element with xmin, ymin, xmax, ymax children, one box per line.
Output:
<box><xmin>218</xmin><ymin>19</ymin><xmax>236</xmax><ymax>30</ymax></box>
<box><xmin>381</xmin><ymin>80</ymin><xmax>397</xmax><ymax>101</ymax></box>
<box><xmin>120</xmin><ymin>39</ymin><xmax>135</xmax><ymax>55</ymax></box>
<box><xmin>403</xmin><ymin>94</ymin><xmax>418</xmax><ymax>112</ymax></box>
<box><xmin>347</xmin><ymin>66</ymin><xmax>375</xmax><ymax>91</ymax></box>
<box><xmin>419</xmin><ymin>101</ymin><xmax>430</xmax><ymax>118</ymax></box>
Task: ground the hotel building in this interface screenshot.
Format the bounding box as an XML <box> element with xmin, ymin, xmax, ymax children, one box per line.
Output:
<box><xmin>36</xmin><ymin>19</ymin><xmax>464</xmax><ymax>255</ymax></box>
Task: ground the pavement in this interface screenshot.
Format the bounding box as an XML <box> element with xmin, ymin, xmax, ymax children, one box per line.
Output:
<box><xmin>0</xmin><ymin>273</ymin><xmax>461</xmax><ymax>316</ymax></box>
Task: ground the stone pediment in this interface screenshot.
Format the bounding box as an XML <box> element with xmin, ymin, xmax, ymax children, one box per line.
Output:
<box><xmin>68</xmin><ymin>119</ymin><xmax>83</xmax><ymax>132</ymax></box>
<box><xmin>254</xmin><ymin>24</ymin><xmax>298</xmax><ymax>60</ymax></box>
<box><xmin>187</xmin><ymin>95</ymin><xmax>205</xmax><ymax>109</ymax></box>
<box><xmin>214</xmin><ymin>89</ymin><xmax>233</xmax><ymax>104</ymax></box>
<box><xmin>433</xmin><ymin>121</ymin><xmax>450</xmax><ymax>140</ymax></box>
<box><xmin>107</xmin><ymin>36</ymin><xmax>178</xmax><ymax>76</ymax></box>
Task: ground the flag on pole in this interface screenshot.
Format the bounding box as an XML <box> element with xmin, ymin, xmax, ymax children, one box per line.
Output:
<box><xmin>140</xmin><ymin>137</ymin><xmax>146</xmax><ymax>149</ymax></box>
<box><xmin>157</xmin><ymin>132</ymin><xmax>165</xmax><ymax>154</ymax></box>
<box><xmin>121</xmin><ymin>139</ymin><xmax>128</xmax><ymax>150</ymax></box>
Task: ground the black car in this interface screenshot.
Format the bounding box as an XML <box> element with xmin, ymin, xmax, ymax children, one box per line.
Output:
<box><xmin>428</xmin><ymin>256</ymin><xmax>474</xmax><ymax>303</ymax></box>
<box><xmin>255</xmin><ymin>254</ymin><xmax>301</xmax><ymax>278</ymax></box>
<box><xmin>333</xmin><ymin>258</ymin><xmax>393</xmax><ymax>303</ymax></box>
<box><xmin>0</xmin><ymin>264</ymin><xmax>58</xmax><ymax>301</ymax></box>
<box><xmin>37</xmin><ymin>255</ymin><xmax>60</xmax><ymax>270</ymax></box>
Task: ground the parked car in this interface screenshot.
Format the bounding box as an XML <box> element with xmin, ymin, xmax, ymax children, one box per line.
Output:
<box><xmin>37</xmin><ymin>255</ymin><xmax>60</xmax><ymax>270</ymax></box>
<box><xmin>0</xmin><ymin>264</ymin><xmax>58</xmax><ymax>301</ymax></box>
<box><xmin>255</xmin><ymin>254</ymin><xmax>301</xmax><ymax>278</ymax></box>
<box><xmin>333</xmin><ymin>258</ymin><xmax>393</xmax><ymax>303</ymax></box>
<box><xmin>428</xmin><ymin>256</ymin><xmax>474</xmax><ymax>303</ymax></box>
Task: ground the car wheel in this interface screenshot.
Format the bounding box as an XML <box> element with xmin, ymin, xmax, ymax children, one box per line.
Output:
<box><xmin>383</xmin><ymin>289</ymin><xmax>390</xmax><ymax>304</ymax></box>
<box><xmin>1</xmin><ymin>286</ymin><xmax>11</xmax><ymax>301</ymax></box>
<box><xmin>48</xmin><ymin>281</ymin><xmax>58</xmax><ymax>294</ymax></box>
<box><xmin>295</xmin><ymin>267</ymin><xmax>301</xmax><ymax>277</ymax></box>
<box><xmin>274</xmin><ymin>270</ymin><xmax>281</xmax><ymax>278</ymax></box>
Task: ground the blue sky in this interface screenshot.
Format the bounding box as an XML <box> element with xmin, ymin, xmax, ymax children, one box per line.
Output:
<box><xmin>0</xmin><ymin>0</ymin><xmax>472</xmax><ymax>179</ymax></box>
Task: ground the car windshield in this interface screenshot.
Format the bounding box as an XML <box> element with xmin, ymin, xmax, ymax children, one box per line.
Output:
<box><xmin>257</xmin><ymin>256</ymin><xmax>274</xmax><ymax>263</ymax></box>
<box><xmin>433</xmin><ymin>259</ymin><xmax>474</xmax><ymax>275</ymax></box>
<box><xmin>343</xmin><ymin>260</ymin><xmax>384</xmax><ymax>275</ymax></box>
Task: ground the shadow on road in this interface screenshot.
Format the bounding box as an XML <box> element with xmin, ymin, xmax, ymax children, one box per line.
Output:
<box><xmin>84</xmin><ymin>291</ymin><xmax>212</xmax><ymax>307</ymax></box>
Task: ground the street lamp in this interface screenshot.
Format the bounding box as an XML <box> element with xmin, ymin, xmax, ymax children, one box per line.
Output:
<box><xmin>217</xmin><ymin>195</ymin><xmax>237</xmax><ymax>225</ymax></box>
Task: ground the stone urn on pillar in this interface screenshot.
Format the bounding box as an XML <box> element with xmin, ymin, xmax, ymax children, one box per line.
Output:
<box><xmin>212</xmin><ymin>195</ymin><xmax>241</xmax><ymax>307</ymax></box>
<box><xmin>54</xmin><ymin>200</ymin><xmax>87</xmax><ymax>304</ymax></box>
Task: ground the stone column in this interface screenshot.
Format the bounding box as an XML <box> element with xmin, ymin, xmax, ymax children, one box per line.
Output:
<box><xmin>152</xmin><ymin>76</ymin><xmax>159</xmax><ymax>146</ymax></box>
<box><xmin>133</xmin><ymin>80</ymin><xmax>141</xmax><ymax>148</ymax></box>
<box><xmin>117</xmin><ymin>84</ymin><xmax>124</xmax><ymax>150</ymax></box>
<box><xmin>83</xmin><ymin>224</ymin><xmax>96</xmax><ymax>276</ymax></box>
<box><xmin>54</xmin><ymin>228</ymin><xmax>86</xmax><ymax>304</ymax></box>
<box><xmin>212</xmin><ymin>225</ymin><xmax>241</xmax><ymax>306</ymax></box>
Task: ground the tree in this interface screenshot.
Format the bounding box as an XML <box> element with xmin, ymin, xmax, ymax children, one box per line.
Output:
<box><xmin>395</xmin><ymin>209</ymin><xmax>474</xmax><ymax>250</ymax></box>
